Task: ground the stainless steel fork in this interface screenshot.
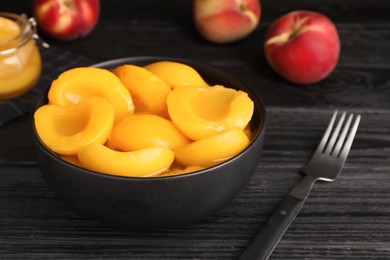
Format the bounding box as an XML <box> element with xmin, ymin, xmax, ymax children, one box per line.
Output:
<box><xmin>239</xmin><ymin>111</ymin><xmax>361</xmax><ymax>260</ymax></box>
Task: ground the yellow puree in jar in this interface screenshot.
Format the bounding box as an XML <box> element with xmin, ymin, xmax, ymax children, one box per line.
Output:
<box><xmin>0</xmin><ymin>16</ymin><xmax>41</xmax><ymax>100</ymax></box>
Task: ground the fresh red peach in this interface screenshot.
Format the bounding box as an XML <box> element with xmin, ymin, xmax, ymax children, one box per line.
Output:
<box><xmin>193</xmin><ymin>0</ymin><xmax>261</xmax><ymax>44</ymax></box>
<box><xmin>32</xmin><ymin>0</ymin><xmax>100</xmax><ymax>41</ymax></box>
<box><xmin>264</xmin><ymin>10</ymin><xmax>340</xmax><ymax>84</ymax></box>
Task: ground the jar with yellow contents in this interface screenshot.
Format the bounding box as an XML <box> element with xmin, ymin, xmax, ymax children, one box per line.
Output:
<box><xmin>0</xmin><ymin>12</ymin><xmax>42</xmax><ymax>100</ymax></box>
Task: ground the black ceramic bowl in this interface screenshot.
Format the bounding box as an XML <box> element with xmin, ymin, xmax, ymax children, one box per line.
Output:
<box><xmin>30</xmin><ymin>57</ymin><xmax>267</xmax><ymax>230</ymax></box>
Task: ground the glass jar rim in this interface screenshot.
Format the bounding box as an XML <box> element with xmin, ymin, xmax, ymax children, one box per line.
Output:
<box><xmin>0</xmin><ymin>12</ymin><xmax>35</xmax><ymax>56</ymax></box>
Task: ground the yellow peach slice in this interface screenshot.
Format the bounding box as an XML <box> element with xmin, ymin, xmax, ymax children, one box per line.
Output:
<box><xmin>144</xmin><ymin>61</ymin><xmax>209</xmax><ymax>89</ymax></box>
<box><xmin>243</xmin><ymin>126</ymin><xmax>253</xmax><ymax>140</ymax></box>
<box><xmin>109</xmin><ymin>114</ymin><xmax>190</xmax><ymax>151</ymax></box>
<box><xmin>113</xmin><ymin>65</ymin><xmax>171</xmax><ymax>118</ymax></box>
<box><xmin>34</xmin><ymin>97</ymin><xmax>114</xmax><ymax>155</ymax></box>
<box><xmin>174</xmin><ymin>128</ymin><xmax>250</xmax><ymax>167</ymax></box>
<box><xmin>61</xmin><ymin>155</ymin><xmax>84</xmax><ymax>167</ymax></box>
<box><xmin>48</xmin><ymin>67</ymin><xmax>134</xmax><ymax>121</ymax></box>
<box><xmin>162</xmin><ymin>166</ymin><xmax>205</xmax><ymax>177</ymax></box>
<box><xmin>77</xmin><ymin>143</ymin><xmax>175</xmax><ymax>177</ymax></box>
<box><xmin>167</xmin><ymin>85</ymin><xmax>254</xmax><ymax>140</ymax></box>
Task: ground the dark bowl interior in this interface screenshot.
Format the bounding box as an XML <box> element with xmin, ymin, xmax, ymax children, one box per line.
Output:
<box><xmin>30</xmin><ymin>56</ymin><xmax>267</xmax><ymax>230</ymax></box>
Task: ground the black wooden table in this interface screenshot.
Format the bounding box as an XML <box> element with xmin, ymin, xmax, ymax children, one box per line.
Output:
<box><xmin>1</xmin><ymin>1</ymin><xmax>390</xmax><ymax>259</ymax></box>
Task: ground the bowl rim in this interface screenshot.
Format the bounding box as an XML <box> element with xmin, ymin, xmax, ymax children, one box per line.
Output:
<box><xmin>30</xmin><ymin>56</ymin><xmax>267</xmax><ymax>181</ymax></box>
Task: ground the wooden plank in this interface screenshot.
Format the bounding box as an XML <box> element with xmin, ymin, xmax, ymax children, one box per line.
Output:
<box><xmin>1</xmin><ymin>108</ymin><xmax>389</xmax><ymax>259</ymax></box>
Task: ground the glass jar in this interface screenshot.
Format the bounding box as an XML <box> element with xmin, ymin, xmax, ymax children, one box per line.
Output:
<box><xmin>0</xmin><ymin>12</ymin><xmax>42</xmax><ymax>100</ymax></box>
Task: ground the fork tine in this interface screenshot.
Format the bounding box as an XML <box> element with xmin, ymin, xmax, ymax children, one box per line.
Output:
<box><xmin>324</xmin><ymin>111</ymin><xmax>346</xmax><ymax>154</ymax></box>
<box><xmin>317</xmin><ymin>111</ymin><xmax>338</xmax><ymax>152</ymax></box>
<box><xmin>332</xmin><ymin>113</ymin><xmax>353</xmax><ymax>156</ymax></box>
<box><xmin>339</xmin><ymin>114</ymin><xmax>361</xmax><ymax>159</ymax></box>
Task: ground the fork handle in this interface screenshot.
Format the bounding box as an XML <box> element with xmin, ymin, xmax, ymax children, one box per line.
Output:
<box><xmin>239</xmin><ymin>195</ymin><xmax>305</xmax><ymax>260</ymax></box>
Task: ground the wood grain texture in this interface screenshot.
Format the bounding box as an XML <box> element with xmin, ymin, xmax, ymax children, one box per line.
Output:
<box><xmin>1</xmin><ymin>108</ymin><xmax>389</xmax><ymax>259</ymax></box>
<box><xmin>1</xmin><ymin>0</ymin><xmax>390</xmax><ymax>259</ymax></box>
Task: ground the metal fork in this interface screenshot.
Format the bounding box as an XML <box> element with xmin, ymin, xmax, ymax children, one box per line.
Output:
<box><xmin>239</xmin><ymin>111</ymin><xmax>361</xmax><ymax>260</ymax></box>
